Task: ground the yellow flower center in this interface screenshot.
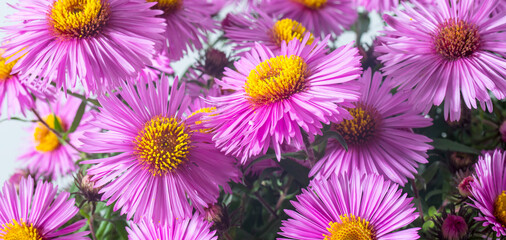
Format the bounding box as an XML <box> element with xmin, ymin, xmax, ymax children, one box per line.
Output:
<box><xmin>0</xmin><ymin>219</ymin><xmax>43</xmax><ymax>240</ymax></box>
<box><xmin>494</xmin><ymin>190</ymin><xmax>506</xmax><ymax>226</ymax></box>
<box><xmin>323</xmin><ymin>214</ymin><xmax>376</xmax><ymax>240</ymax></box>
<box><xmin>333</xmin><ymin>103</ymin><xmax>381</xmax><ymax>146</ymax></box>
<box><xmin>133</xmin><ymin>116</ymin><xmax>191</xmax><ymax>176</ymax></box>
<box><xmin>272</xmin><ymin>18</ymin><xmax>314</xmax><ymax>46</ymax></box>
<box><xmin>146</xmin><ymin>0</ymin><xmax>182</xmax><ymax>14</ymax></box>
<box><xmin>49</xmin><ymin>0</ymin><xmax>111</xmax><ymax>38</ymax></box>
<box><xmin>434</xmin><ymin>19</ymin><xmax>480</xmax><ymax>60</ymax></box>
<box><xmin>0</xmin><ymin>49</ymin><xmax>19</xmax><ymax>81</ymax></box>
<box><xmin>33</xmin><ymin>114</ymin><xmax>64</xmax><ymax>152</ymax></box>
<box><xmin>245</xmin><ymin>55</ymin><xmax>309</xmax><ymax>106</ymax></box>
<box><xmin>292</xmin><ymin>0</ymin><xmax>327</xmax><ymax>9</ymax></box>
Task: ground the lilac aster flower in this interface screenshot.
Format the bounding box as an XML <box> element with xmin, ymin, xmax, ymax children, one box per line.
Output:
<box><xmin>279</xmin><ymin>172</ymin><xmax>420</xmax><ymax>239</ymax></box>
<box><xmin>19</xmin><ymin>95</ymin><xmax>93</xmax><ymax>178</ymax></box>
<box><xmin>469</xmin><ymin>150</ymin><xmax>506</xmax><ymax>237</ymax></box>
<box><xmin>81</xmin><ymin>76</ymin><xmax>240</xmax><ymax>223</ymax></box>
<box><xmin>149</xmin><ymin>0</ymin><xmax>216</xmax><ymax>60</ymax></box>
<box><xmin>208</xmin><ymin>37</ymin><xmax>362</xmax><ymax>162</ymax></box>
<box><xmin>127</xmin><ymin>214</ymin><xmax>217</xmax><ymax>240</ymax></box>
<box><xmin>0</xmin><ymin>48</ymin><xmax>52</xmax><ymax>118</ymax></box>
<box><xmin>261</xmin><ymin>0</ymin><xmax>357</xmax><ymax>37</ymax></box>
<box><xmin>0</xmin><ymin>177</ymin><xmax>88</xmax><ymax>239</ymax></box>
<box><xmin>377</xmin><ymin>0</ymin><xmax>506</xmax><ymax>121</ymax></box>
<box><xmin>310</xmin><ymin>68</ymin><xmax>433</xmax><ymax>185</ymax></box>
<box><xmin>224</xmin><ymin>10</ymin><xmax>315</xmax><ymax>53</ymax></box>
<box><xmin>3</xmin><ymin>0</ymin><xmax>165</xmax><ymax>95</ymax></box>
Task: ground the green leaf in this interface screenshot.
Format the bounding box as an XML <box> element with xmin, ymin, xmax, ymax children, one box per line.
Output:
<box><xmin>278</xmin><ymin>158</ymin><xmax>309</xmax><ymax>186</ymax></box>
<box><xmin>313</xmin><ymin>130</ymin><xmax>348</xmax><ymax>151</ymax></box>
<box><xmin>427</xmin><ymin>206</ymin><xmax>438</xmax><ymax>217</ymax></box>
<box><xmin>431</xmin><ymin>138</ymin><xmax>479</xmax><ymax>154</ymax></box>
<box><xmin>113</xmin><ymin>220</ymin><xmax>128</xmax><ymax>240</ymax></box>
<box><xmin>422</xmin><ymin>220</ymin><xmax>434</xmax><ymax>231</ymax></box>
<box><xmin>53</xmin><ymin>114</ymin><xmax>63</xmax><ymax>132</ymax></box>
<box><xmin>68</xmin><ymin>100</ymin><xmax>87</xmax><ymax>133</ymax></box>
<box><xmin>421</xmin><ymin>161</ymin><xmax>440</xmax><ymax>183</ymax></box>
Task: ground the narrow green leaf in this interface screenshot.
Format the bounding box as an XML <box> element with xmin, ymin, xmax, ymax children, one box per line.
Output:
<box><xmin>431</xmin><ymin>138</ymin><xmax>479</xmax><ymax>154</ymax></box>
<box><xmin>68</xmin><ymin>100</ymin><xmax>87</xmax><ymax>133</ymax></box>
<box><xmin>114</xmin><ymin>220</ymin><xmax>129</xmax><ymax>240</ymax></box>
<box><xmin>0</xmin><ymin>117</ymin><xmax>36</xmax><ymax>123</ymax></box>
<box><xmin>53</xmin><ymin>114</ymin><xmax>63</xmax><ymax>132</ymax></box>
<box><xmin>313</xmin><ymin>130</ymin><xmax>348</xmax><ymax>151</ymax></box>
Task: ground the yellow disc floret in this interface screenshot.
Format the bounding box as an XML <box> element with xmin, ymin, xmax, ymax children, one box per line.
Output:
<box><xmin>0</xmin><ymin>49</ymin><xmax>19</xmax><ymax>81</ymax></box>
<box><xmin>333</xmin><ymin>103</ymin><xmax>381</xmax><ymax>146</ymax></box>
<box><xmin>494</xmin><ymin>190</ymin><xmax>506</xmax><ymax>226</ymax></box>
<box><xmin>292</xmin><ymin>0</ymin><xmax>327</xmax><ymax>9</ymax></box>
<box><xmin>323</xmin><ymin>214</ymin><xmax>376</xmax><ymax>240</ymax></box>
<box><xmin>245</xmin><ymin>55</ymin><xmax>309</xmax><ymax>106</ymax></box>
<box><xmin>0</xmin><ymin>219</ymin><xmax>43</xmax><ymax>240</ymax></box>
<box><xmin>33</xmin><ymin>114</ymin><xmax>64</xmax><ymax>152</ymax></box>
<box><xmin>272</xmin><ymin>18</ymin><xmax>314</xmax><ymax>46</ymax></box>
<box><xmin>146</xmin><ymin>0</ymin><xmax>182</xmax><ymax>14</ymax></box>
<box><xmin>434</xmin><ymin>19</ymin><xmax>480</xmax><ymax>60</ymax></box>
<box><xmin>50</xmin><ymin>0</ymin><xmax>111</xmax><ymax>38</ymax></box>
<box><xmin>133</xmin><ymin>116</ymin><xmax>191</xmax><ymax>176</ymax></box>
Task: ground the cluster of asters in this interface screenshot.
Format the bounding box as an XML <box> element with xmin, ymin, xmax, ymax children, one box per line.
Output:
<box><xmin>0</xmin><ymin>0</ymin><xmax>504</xmax><ymax>239</ymax></box>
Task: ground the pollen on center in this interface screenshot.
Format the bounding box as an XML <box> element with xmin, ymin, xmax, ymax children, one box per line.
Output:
<box><xmin>323</xmin><ymin>214</ymin><xmax>376</xmax><ymax>240</ymax></box>
<box><xmin>272</xmin><ymin>18</ymin><xmax>314</xmax><ymax>46</ymax></box>
<box><xmin>49</xmin><ymin>0</ymin><xmax>111</xmax><ymax>39</ymax></box>
<box><xmin>245</xmin><ymin>55</ymin><xmax>309</xmax><ymax>106</ymax></box>
<box><xmin>333</xmin><ymin>103</ymin><xmax>381</xmax><ymax>146</ymax></box>
<box><xmin>133</xmin><ymin>116</ymin><xmax>192</xmax><ymax>176</ymax></box>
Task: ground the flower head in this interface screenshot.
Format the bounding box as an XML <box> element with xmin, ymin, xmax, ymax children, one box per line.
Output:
<box><xmin>0</xmin><ymin>177</ymin><xmax>88</xmax><ymax>240</ymax></box>
<box><xmin>469</xmin><ymin>150</ymin><xmax>506</xmax><ymax>237</ymax></box>
<box><xmin>127</xmin><ymin>214</ymin><xmax>217</xmax><ymax>240</ymax></box>
<box><xmin>310</xmin><ymin>68</ymin><xmax>432</xmax><ymax>185</ymax></box>
<box><xmin>377</xmin><ymin>0</ymin><xmax>506</xmax><ymax>121</ymax></box>
<box><xmin>18</xmin><ymin>95</ymin><xmax>93</xmax><ymax>178</ymax></box>
<box><xmin>3</xmin><ymin>0</ymin><xmax>165</xmax><ymax>95</ymax></box>
<box><xmin>279</xmin><ymin>172</ymin><xmax>420</xmax><ymax>239</ymax></box>
<box><xmin>260</xmin><ymin>0</ymin><xmax>356</xmax><ymax>37</ymax></box>
<box><xmin>81</xmin><ymin>76</ymin><xmax>239</xmax><ymax>222</ymax></box>
<box><xmin>208</xmin><ymin>37</ymin><xmax>361</xmax><ymax>162</ymax></box>
<box><xmin>224</xmin><ymin>10</ymin><xmax>315</xmax><ymax>53</ymax></box>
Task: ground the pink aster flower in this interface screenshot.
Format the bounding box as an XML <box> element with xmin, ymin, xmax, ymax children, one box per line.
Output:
<box><xmin>127</xmin><ymin>214</ymin><xmax>217</xmax><ymax>240</ymax></box>
<box><xmin>0</xmin><ymin>48</ymin><xmax>53</xmax><ymax>118</ymax></box>
<box><xmin>208</xmin><ymin>37</ymin><xmax>362</xmax><ymax>162</ymax></box>
<box><xmin>261</xmin><ymin>0</ymin><xmax>357</xmax><ymax>37</ymax></box>
<box><xmin>279</xmin><ymin>172</ymin><xmax>420</xmax><ymax>239</ymax></box>
<box><xmin>0</xmin><ymin>177</ymin><xmax>88</xmax><ymax>239</ymax></box>
<box><xmin>377</xmin><ymin>0</ymin><xmax>506</xmax><ymax>121</ymax></box>
<box><xmin>469</xmin><ymin>150</ymin><xmax>506</xmax><ymax>237</ymax></box>
<box><xmin>224</xmin><ymin>10</ymin><xmax>315</xmax><ymax>53</ymax></box>
<box><xmin>81</xmin><ymin>76</ymin><xmax>240</xmax><ymax>223</ymax></box>
<box><xmin>3</xmin><ymin>0</ymin><xmax>165</xmax><ymax>95</ymax></box>
<box><xmin>309</xmin><ymin>68</ymin><xmax>432</xmax><ymax>185</ymax></box>
<box><xmin>150</xmin><ymin>0</ymin><xmax>216</xmax><ymax>60</ymax></box>
<box><xmin>18</xmin><ymin>94</ymin><xmax>93</xmax><ymax>178</ymax></box>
